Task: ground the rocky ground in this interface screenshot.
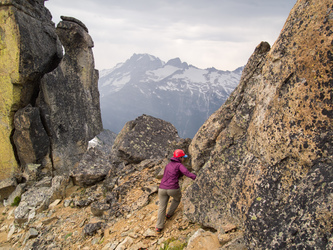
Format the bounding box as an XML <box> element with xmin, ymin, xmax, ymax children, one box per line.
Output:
<box><xmin>0</xmin><ymin>187</ymin><xmax>198</xmax><ymax>249</ymax></box>
<box><xmin>0</xmin><ymin>158</ymin><xmax>243</xmax><ymax>250</ymax></box>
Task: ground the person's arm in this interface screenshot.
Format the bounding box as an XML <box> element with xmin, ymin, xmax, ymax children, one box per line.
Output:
<box><xmin>179</xmin><ymin>164</ymin><xmax>196</xmax><ymax>180</ymax></box>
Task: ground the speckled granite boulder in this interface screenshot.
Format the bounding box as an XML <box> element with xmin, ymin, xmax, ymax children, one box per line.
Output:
<box><xmin>184</xmin><ymin>0</ymin><xmax>333</xmax><ymax>249</ymax></box>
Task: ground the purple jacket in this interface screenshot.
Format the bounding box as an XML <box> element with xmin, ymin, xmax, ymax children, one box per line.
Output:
<box><xmin>159</xmin><ymin>157</ymin><xmax>196</xmax><ymax>189</ymax></box>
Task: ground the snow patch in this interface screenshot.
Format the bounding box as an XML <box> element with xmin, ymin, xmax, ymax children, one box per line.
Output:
<box><xmin>100</xmin><ymin>63</ymin><xmax>123</xmax><ymax>78</ymax></box>
<box><xmin>88</xmin><ymin>137</ymin><xmax>101</xmax><ymax>149</ymax></box>
<box><xmin>100</xmin><ymin>73</ymin><xmax>131</xmax><ymax>91</ymax></box>
<box><xmin>146</xmin><ymin>65</ymin><xmax>179</xmax><ymax>82</ymax></box>
<box><xmin>148</xmin><ymin>54</ymin><xmax>156</xmax><ymax>61</ymax></box>
<box><xmin>158</xmin><ymin>81</ymin><xmax>179</xmax><ymax>91</ymax></box>
<box><xmin>172</xmin><ymin>67</ymin><xmax>208</xmax><ymax>83</ymax></box>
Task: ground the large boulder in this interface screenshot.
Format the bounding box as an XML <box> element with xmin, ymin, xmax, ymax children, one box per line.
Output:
<box><xmin>184</xmin><ymin>40</ymin><xmax>270</xmax><ymax>231</ymax></box>
<box><xmin>0</xmin><ymin>0</ymin><xmax>62</xmax><ymax>179</ymax></box>
<box><xmin>38</xmin><ymin>16</ymin><xmax>102</xmax><ymax>175</ymax></box>
<box><xmin>183</xmin><ymin>0</ymin><xmax>333</xmax><ymax>249</ymax></box>
<box><xmin>70</xmin><ymin>147</ymin><xmax>113</xmax><ymax>187</ymax></box>
<box><xmin>111</xmin><ymin>114</ymin><xmax>181</xmax><ymax>164</ymax></box>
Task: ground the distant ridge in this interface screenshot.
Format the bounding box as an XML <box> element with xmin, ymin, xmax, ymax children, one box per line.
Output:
<box><xmin>99</xmin><ymin>53</ymin><xmax>243</xmax><ymax>138</ymax></box>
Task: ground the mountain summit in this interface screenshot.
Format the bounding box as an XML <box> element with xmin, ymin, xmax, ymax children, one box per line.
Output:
<box><xmin>99</xmin><ymin>53</ymin><xmax>243</xmax><ymax>138</ymax></box>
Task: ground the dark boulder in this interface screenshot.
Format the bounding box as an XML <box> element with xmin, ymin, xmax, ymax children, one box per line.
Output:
<box><xmin>0</xmin><ymin>178</ymin><xmax>17</xmax><ymax>202</ymax></box>
<box><xmin>70</xmin><ymin>147</ymin><xmax>113</xmax><ymax>187</ymax></box>
<box><xmin>111</xmin><ymin>114</ymin><xmax>180</xmax><ymax>164</ymax></box>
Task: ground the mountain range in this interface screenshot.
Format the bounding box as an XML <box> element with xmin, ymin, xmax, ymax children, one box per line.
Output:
<box><xmin>98</xmin><ymin>53</ymin><xmax>243</xmax><ymax>138</ymax></box>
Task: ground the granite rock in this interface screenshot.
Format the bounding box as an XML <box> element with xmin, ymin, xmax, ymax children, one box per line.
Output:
<box><xmin>184</xmin><ymin>0</ymin><xmax>333</xmax><ymax>249</ymax></box>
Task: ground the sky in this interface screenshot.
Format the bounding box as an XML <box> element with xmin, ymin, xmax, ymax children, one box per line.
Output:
<box><xmin>45</xmin><ymin>0</ymin><xmax>297</xmax><ymax>71</ymax></box>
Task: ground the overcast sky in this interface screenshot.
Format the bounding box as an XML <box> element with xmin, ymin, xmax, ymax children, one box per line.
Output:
<box><xmin>45</xmin><ymin>0</ymin><xmax>297</xmax><ymax>71</ymax></box>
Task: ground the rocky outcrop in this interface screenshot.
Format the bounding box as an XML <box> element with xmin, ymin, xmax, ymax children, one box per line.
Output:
<box><xmin>0</xmin><ymin>0</ymin><xmax>62</xmax><ymax>179</ymax></box>
<box><xmin>69</xmin><ymin>114</ymin><xmax>190</xmax><ymax>190</ymax></box>
<box><xmin>183</xmin><ymin>0</ymin><xmax>333</xmax><ymax>249</ymax></box>
<box><xmin>0</xmin><ymin>0</ymin><xmax>102</xmax><ymax>180</ymax></box>
<box><xmin>38</xmin><ymin>16</ymin><xmax>102</xmax><ymax>175</ymax></box>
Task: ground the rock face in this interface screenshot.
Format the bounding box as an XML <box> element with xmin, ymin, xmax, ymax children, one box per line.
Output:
<box><xmin>0</xmin><ymin>1</ymin><xmax>102</xmax><ymax>180</ymax></box>
<box><xmin>38</xmin><ymin>16</ymin><xmax>102</xmax><ymax>175</ymax></box>
<box><xmin>0</xmin><ymin>0</ymin><xmax>62</xmax><ymax>179</ymax></box>
<box><xmin>12</xmin><ymin>105</ymin><xmax>51</xmax><ymax>169</ymax></box>
<box><xmin>183</xmin><ymin>0</ymin><xmax>333</xmax><ymax>249</ymax></box>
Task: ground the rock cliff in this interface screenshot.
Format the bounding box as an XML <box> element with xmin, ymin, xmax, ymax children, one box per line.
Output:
<box><xmin>0</xmin><ymin>0</ymin><xmax>62</xmax><ymax>180</ymax></box>
<box><xmin>184</xmin><ymin>0</ymin><xmax>333</xmax><ymax>249</ymax></box>
<box><xmin>37</xmin><ymin>16</ymin><xmax>102</xmax><ymax>175</ymax></box>
<box><xmin>0</xmin><ymin>1</ymin><xmax>102</xmax><ymax>189</ymax></box>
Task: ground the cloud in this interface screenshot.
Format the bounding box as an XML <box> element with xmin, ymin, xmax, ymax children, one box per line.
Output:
<box><xmin>45</xmin><ymin>0</ymin><xmax>297</xmax><ymax>71</ymax></box>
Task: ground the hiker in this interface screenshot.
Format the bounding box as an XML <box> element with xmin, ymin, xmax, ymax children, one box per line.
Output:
<box><xmin>156</xmin><ymin>149</ymin><xmax>196</xmax><ymax>233</ymax></box>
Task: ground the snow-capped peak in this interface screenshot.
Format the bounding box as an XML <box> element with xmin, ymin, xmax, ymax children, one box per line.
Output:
<box><xmin>98</xmin><ymin>53</ymin><xmax>243</xmax><ymax>138</ymax></box>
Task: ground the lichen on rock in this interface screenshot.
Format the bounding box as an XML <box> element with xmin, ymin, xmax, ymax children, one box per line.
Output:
<box><xmin>0</xmin><ymin>0</ymin><xmax>62</xmax><ymax>179</ymax></box>
<box><xmin>183</xmin><ymin>0</ymin><xmax>333</xmax><ymax>249</ymax></box>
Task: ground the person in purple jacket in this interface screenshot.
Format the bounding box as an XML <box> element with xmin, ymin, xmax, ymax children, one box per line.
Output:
<box><xmin>156</xmin><ymin>149</ymin><xmax>196</xmax><ymax>233</ymax></box>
